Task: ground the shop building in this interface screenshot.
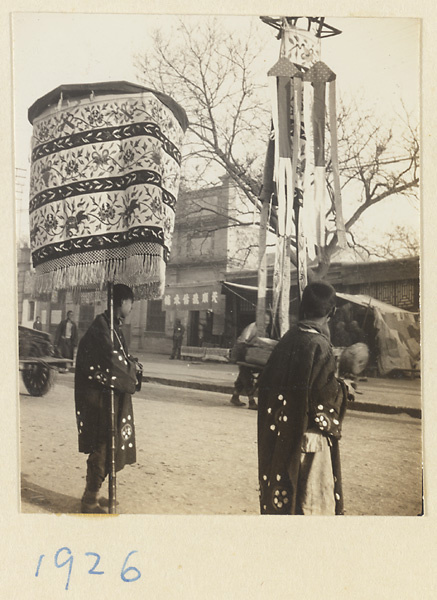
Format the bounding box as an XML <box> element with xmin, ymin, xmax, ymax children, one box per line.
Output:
<box><xmin>17</xmin><ymin>178</ymin><xmax>419</xmax><ymax>353</ymax></box>
<box><xmin>222</xmin><ymin>255</ymin><xmax>419</xmax><ymax>338</ymax></box>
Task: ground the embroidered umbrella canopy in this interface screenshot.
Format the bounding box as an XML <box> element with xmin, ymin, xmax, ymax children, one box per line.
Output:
<box><xmin>28</xmin><ymin>81</ymin><xmax>188</xmax><ymax>299</ymax></box>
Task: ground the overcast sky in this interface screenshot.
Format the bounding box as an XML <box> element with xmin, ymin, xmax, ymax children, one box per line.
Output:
<box><xmin>12</xmin><ymin>13</ymin><xmax>420</xmax><ymax>245</ymax></box>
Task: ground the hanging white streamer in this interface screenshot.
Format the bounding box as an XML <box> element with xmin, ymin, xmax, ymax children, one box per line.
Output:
<box><xmin>302</xmin><ymin>81</ymin><xmax>317</xmax><ymax>261</ymax></box>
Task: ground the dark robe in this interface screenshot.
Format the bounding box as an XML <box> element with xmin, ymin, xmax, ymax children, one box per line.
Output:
<box><xmin>171</xmin><ymin>322</ymin><xmax>185</xmax><ymax>358</ymax></box>
<box><xmin>54</xmin><ymin>318</ymin><xmax>78</xmax><ymax>359</ymax></box>
<box><xmin>257</xmin><ymin>320</ymin><xmax>347</xmax><ymax>515</ymax></box>
<box><xmin>74</xmin><ymin>312</ymin><xmax>137</xmax><ymax>472</ymax></box>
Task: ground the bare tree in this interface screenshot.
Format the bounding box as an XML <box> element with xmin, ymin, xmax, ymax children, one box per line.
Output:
<box><xmin>135</xmin><ymin>17</ymin><xmax>269</xmax><ymax>204</ymax></box>
<box><xmin>318</xmin><ymin>98</ymin><xmax>419</xmax><ymax>275</ymax></box>
<box><xmin>135</xmin><ymin>17</ymin><xmax>419</xmax><ymax>275</ymax></box>
<box><xmin>349</xmin><ymin>225</ymin><xmax>419</xmax><ymax>261</ymax></box>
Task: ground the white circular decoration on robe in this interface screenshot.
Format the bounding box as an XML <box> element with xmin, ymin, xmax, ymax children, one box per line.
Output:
<box><xmin>121</xmin><ymin>424</ymin><xmax>133</xmax><ymax>440</ymax></box>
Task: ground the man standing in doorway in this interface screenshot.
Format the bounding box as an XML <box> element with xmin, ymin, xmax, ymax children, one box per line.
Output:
<box><xmin>54</xmin><ymin>310</ymin><xmax>78</xmax><ymax>370</ymax></box>
<box><xmin>170</xmin><ymin>318</ymin><xmax>185</xmax><ymax>360</ymax></box>
<box><xmin>33</xmin><ymin>316</ymin><xmax>43</xmax><ymax>331</ymax></box>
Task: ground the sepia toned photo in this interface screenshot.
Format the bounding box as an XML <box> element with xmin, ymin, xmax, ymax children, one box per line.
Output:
<box><xmin>14</xmin><ymin>12</ymin><xmax>421</xmax><ymax>519</ymax></box>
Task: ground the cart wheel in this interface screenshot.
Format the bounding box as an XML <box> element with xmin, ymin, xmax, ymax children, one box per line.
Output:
<box><xmin>22</xmin><ymin>363</ymin><xmax>56</xmax><ymax>396</ymax></box>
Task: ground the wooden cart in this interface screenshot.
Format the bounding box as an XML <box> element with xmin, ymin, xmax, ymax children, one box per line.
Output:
<box><xmin>18</xmin><ymin>325</ymin><xmax>72</xmax><ymax>396</ymax></box>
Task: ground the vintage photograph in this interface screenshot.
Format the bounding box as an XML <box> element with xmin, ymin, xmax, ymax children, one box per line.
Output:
<box><xmin>14</xmin><ymin>13</ymin><xmax>421</xmax><ymax>516</ymax></box>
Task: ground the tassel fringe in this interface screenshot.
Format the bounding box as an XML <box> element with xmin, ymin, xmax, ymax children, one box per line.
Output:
<box><xmin>31</xmin><ymin>254</ymin><xmax>166</xmax><ymax>299</ymax></box>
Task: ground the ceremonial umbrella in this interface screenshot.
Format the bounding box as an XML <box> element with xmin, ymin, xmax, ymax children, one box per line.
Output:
<box><xmin>28</xmin><ymin>81</ymin><xmax>188</xmax><ymax>512</ymax></box>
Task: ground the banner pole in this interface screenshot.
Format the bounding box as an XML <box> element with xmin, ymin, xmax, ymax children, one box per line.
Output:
<box><xmin>108</xmin><ymin>282</ymin><xmax>117</xmax><ymax>514</ymax></box>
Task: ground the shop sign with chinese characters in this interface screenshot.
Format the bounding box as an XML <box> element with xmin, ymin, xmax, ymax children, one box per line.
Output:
<box><xmin>163</xmin><ymin>286</ymin><xmax>222</xmax><ymax>310</ymax></box>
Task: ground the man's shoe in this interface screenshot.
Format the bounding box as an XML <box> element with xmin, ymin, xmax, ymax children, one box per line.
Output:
<box><xmin>230</xmin><ymin>397</ymin><xmax>246</xmax><ymax>407</ymax></box>
<box><xmin>98</xmin><ymin>497</ymin><xmax>119</xmax><ymax>508</ymax></box>
<box><xmin>248</xmin><ymin>400</ymin><xmax>258</xmax><ymax>410</ymax></box>
<box><xmin>81</xmin><ymin>501</ymin><xmax>107</xmax><ymax>514</ymax></box>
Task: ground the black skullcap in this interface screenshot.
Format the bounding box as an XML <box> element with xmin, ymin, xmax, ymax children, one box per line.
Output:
<box><xmin>113</xmin><ymin>284</ymin><xmax>134</xmax><ymax>307</ymax></box>
<box><xmin>299</xmin><ymin>282</ymin><xmax>336</xmax><ymax>319</ymax></box>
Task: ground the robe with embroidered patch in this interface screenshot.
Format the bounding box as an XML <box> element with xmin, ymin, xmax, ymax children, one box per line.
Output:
<box><xmin>257</xmin><ymin>320</ymin><xmax>347</xmax><ymax>515</ymax></box>
<box><xmin>74</xmin><ymin>312</ymin><xmax>136</xmax><ymax>471</ymax></box>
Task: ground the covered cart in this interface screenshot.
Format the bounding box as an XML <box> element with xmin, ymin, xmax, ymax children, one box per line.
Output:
<box><xmin>18</xmin><ymin>325</ymin><xmax>72</xmax><ymax>396</ymax></box>
<box><xmin>336</xmin><ymin>292</ymin><xmax>420</xmax><ymax>377</ymax></box>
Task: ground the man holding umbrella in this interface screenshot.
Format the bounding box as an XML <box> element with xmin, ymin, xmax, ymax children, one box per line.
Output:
<box><xmin>27</xmin><ymin>81</ymin><xmax>188</xmax><ymax>513</ymax></box>
<box><xmin>75</xmin><ymin>284</ymin><xmax>142</xmax><ymax>514</ymax></box>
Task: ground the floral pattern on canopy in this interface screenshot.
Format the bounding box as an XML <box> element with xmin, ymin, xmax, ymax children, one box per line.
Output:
<box><xmin>28</xmin><ymin>82</ymin><xmax>188</xmax><ymax>299</ymax></box>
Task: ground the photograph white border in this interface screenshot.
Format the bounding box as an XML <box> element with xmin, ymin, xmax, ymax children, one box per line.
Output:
<box><xmin>1</xmin><ymin>1</ymin><xmax>436</xmax><ymax>598</ymax></box>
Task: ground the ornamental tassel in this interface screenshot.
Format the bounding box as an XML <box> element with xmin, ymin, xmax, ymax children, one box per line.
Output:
<box><xmin>303</xmin><ymin>62</ymin><xmax>332</xmax><ymax>250</ymax></box>
<box><xmin>290</xmin><ymin>76</ymin><xmax>307</xmax><ymax>304</ymax></box>
<box><xmin>31</xmin><ymin>253</ymin><xmax>165</xmax><ymax>297</ymax></box>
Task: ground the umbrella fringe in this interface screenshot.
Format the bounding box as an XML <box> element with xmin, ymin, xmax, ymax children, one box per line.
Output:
<box><xmin>31</xmin><ymin>254</ymin><xmax>165</xmax><ymax>298</ymax></box>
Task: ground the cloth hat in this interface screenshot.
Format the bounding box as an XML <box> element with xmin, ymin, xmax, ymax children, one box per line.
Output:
<box><xmin>113</xmin><ymin>284</ymin><xmax>134</xmax><ymax>307</ymax></box>
<box><xmin>300</xmin><ymin>282</ymin><xmax>337</xmax><ymax>319</ymax></box>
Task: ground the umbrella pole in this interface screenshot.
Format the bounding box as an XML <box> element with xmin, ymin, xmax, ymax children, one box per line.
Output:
<box><xmin>108</xmin><ymin>282</ymin><xmax>117</xmax><ymax>514</ymax></box>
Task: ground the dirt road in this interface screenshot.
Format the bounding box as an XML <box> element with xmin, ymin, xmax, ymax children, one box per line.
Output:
<box><xmin>20</xmin><ymin>375</ymin><xmax>422</xmax><ymax>516</ymax></box>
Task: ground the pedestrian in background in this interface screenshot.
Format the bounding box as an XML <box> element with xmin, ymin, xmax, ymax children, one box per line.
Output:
<box><xmin>33</xmin><ymin>316</ymin><xmax>42</xmax><ymax>331</ymax></box>
<box><xmin>170</xmin><ymin>318</ymin><xmax>185</xmax><ymax>360</ymax></box>
<box><xmin>75</xmin><ymin>284</ymin><xmax>141</xmax><ymax>514</ymax></box>
<box><xmin>54</xmin><ymin>310</ymin><xmax>78</xmax><ymax>370</ymax></box>
<box><xmin>258</xmin><ymin>282</ymin><xmax>353</xmax><ymax>515</ymax></box>
<box><xmin>230</xmin><ymin>313</ymin><xmax>272</xmax><ymax>410</ymax></box>
<box><xmin>332</xmin><ymin>320</ymin><xmax>351</xmax><ymax>348</ymax></box>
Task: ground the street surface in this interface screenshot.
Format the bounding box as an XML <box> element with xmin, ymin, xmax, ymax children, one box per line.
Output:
<box><xmin>20</xmin><ymin>373</ymin><xmax>422</xmax><ymax>516</ymax></box>
<box><xmin>136</xmin><ymin>352</ymin><xmax>422</xmax><ymax>411</ymax></box>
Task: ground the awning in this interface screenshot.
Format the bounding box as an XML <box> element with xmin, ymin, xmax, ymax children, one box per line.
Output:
<box><xmin>336</xmin><ymin>292</ymin><xmax>417</xmax><ymax>315</ymax></box>
<box><xmin>221</xmin><ymin>281</ymin><xmax>261</xmax><ymax>308</ymax></box>
<box><xmin>222</xmin><ymin>282</ymin><xmax>267</xmax><ymax>292</ymax></box>
<box><xmin>163</xmin><ymin>282</ymin><xmax>223</xmax><ymax>311</ymax></box>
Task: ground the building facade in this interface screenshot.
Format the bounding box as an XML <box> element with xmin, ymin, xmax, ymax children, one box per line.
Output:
<box><xmin>141</xmin><ymin>177</ymin><xmax>260</xmax><ymax>352</ymax></box>
<box><xmin>222</xmin><ymin>256</ymin><xmax>420</xmax><ymax>338</ymax></box>
<box><xmin>17</xmin><ymin>179</ymin><xmax>420</xmax><ymax>353</ymax></box>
